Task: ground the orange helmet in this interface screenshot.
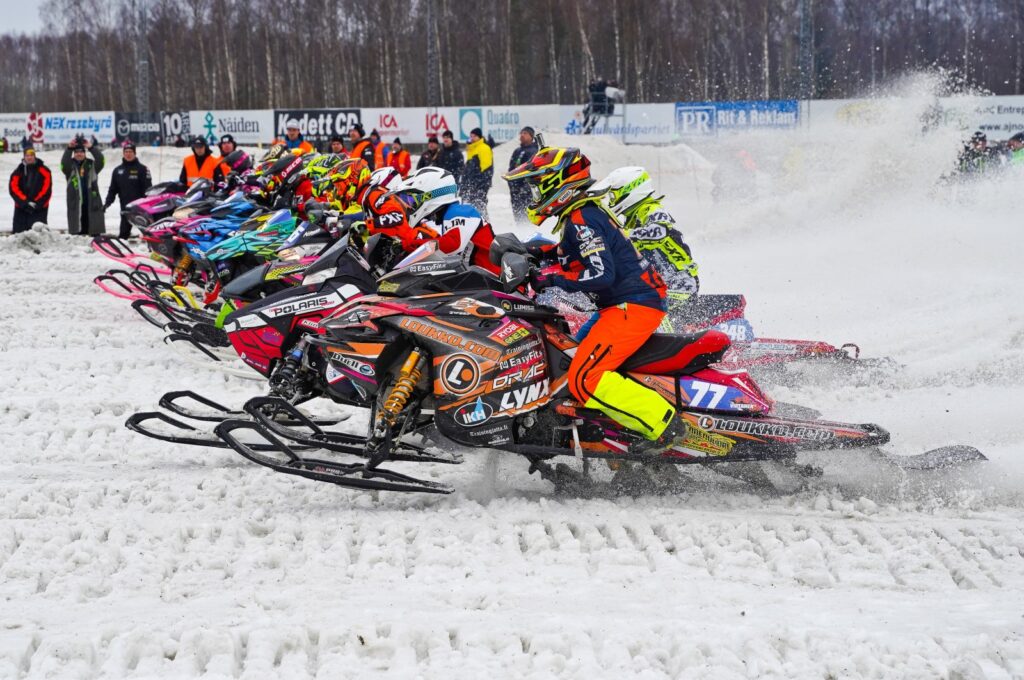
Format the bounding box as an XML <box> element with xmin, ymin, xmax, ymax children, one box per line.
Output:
<box><xmin>325</xmin><ymin>158</ymin><xmax>371</xmax><ymax>208</ymax></box>
<box><xmin>503</xmin><ymin>147</ymin><xmax>592</xmax><ymax>226</ymax></box>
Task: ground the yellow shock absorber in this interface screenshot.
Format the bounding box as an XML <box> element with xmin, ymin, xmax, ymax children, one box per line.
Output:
<box><xmin>174</xmin><ymin>253</ymin><xmax>193</xmax><ymax>285</ymax></box>
<box><xmin>379</xmin><ymin>351</ymin><xmax>425</xmax><ymax>427</ymax></box>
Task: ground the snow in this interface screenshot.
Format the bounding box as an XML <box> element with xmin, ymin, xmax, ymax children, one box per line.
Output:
<box><xmin>2</xmin><ymin>98</ymin><xmax>1024</xmax><ymax>679</ymax></box>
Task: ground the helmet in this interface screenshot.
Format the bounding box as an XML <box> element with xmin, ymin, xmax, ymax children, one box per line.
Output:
<box><xmin>588</xmin><ymin>167</ymin><xmax>654</xmax><ymax>218</ymax></box>
<box><xmin>368</xmin><ymin>166</ymin><xmax>403</xmax><ymax>192</ymax></box>
<box><xmin>304</xmin><ymin>153</ymin><xmax>346</xmax><ymax>181</ymax></box>
<box><xmin>259</xmin><ymin>143</ymin><xmax>286</xmax><ymax>163</ymax></box>
<box><xmin>503</xmin><ymin>147</ymin><xmax>591</xmax><ymax>226</ymax></box>
<box><xmin>395</xmin><ymin>166</ymin><xmax>459</xmax><ymax>224</ymax></box>
<box><xmin>326</xmin><ymin>158</ymin><xmax>371</xmax><ymax>207</ymax></box>
<box><xmin>223</xmin><ymin>149</ymin><xmax>252</xmax><ymax>174</ymax></box>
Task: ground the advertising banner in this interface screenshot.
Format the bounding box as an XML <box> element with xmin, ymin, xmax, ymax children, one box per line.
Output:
<box><xmin>160</xmin><ymin>110</ymin><xmax>192</xmax><ymax>143</ymax></box>
<box><xmin>453</xmin><ymin>105</ymin><xmax>564</xmax><ymax>144</ymax></box>
<box><xmin>114</xmin><ymin>111</ymin><xmax>161</xmax><ymax>145</ymax></box>
<box><xmin>41</xmin><ymin>111</ymin><xmax>116</xmax><ymax>144</ymax></box>
<box><xmin>939</xmin><ymin>96</ymin><xmax>1024</xmax><ymax>138</ymax></box>
<box><xmin>0</xmin><ymin>113</ymin><xmax>28</xmax><ymax>143</ymax></box>
<box><xmin>362</xmin><ymin>107</ymin><xmax>425</xmax><ymax>144</ymax></box>
<box><xmin>189</xmin><ymin>109</ymin><xmax>274</xmax><ymax>145</ymax></box>
<box><xmin>675</xmin><ymin>100</ymin><xmax>799</xmax><ymax>136</ymax></box>
<box><xmin>273</xmin><ymin>109</ymin><xmax>362</xmax><ymax>144</ymax></box>
<box><xmin>560</xmin><ymin>103</ymin><xmax>677</xmax><ymax>143</ymax></box>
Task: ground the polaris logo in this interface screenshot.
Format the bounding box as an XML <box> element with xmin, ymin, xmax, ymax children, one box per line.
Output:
<box><xmin>499</xmin><ymin>380</ymin><xmax>550</xmax><ymax>411</ymax></box>
<box><xmin>264</xmin><ymin>292</ymin><xmax>340</xmax><ymax>318</ymax></box>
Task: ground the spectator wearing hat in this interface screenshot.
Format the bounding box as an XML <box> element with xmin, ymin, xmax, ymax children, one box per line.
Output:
<box><xmin>507</xmin><ymin>126</ymin><xmax>539</xmax><ymax>223</ymax></box>
<box><xmin>388</xmin><ymin>138</ymin><xmax>411</xmax><ymax>178</ymax></box>
<box><xmin>462</xmin><ymin>127</ymin><xmax>494</xmax><ymax>218</ymax></box>
<box><xmin>277</xmin><ymin>119</ymin><xmax>314</xmax><ymax>154</ymax></box>
<box><xmin>417</xmin><ymin>135</ymin><xmax>442</xmax><ymax>170</ymax></box>
<box><xmin>1006</xmin><ymin>132</ymin><xmax>1024</xmax><ymax>166</ymax></box>
<box><xmin>8</xmin><ymin>147</ymin><xmax>52</xmax><ymax>233</ymax></box>
<box><xmin>60</xmin><ymin>135</ymin><xmax>106</xmax><ymax>236</ymax></box>
<box><xmin>179</xmin><ymin>136</ymin><xmax>223</xmax><ymax>188</ymax></box>
<box><xmin>328</xmin><ymin>134</ymin><xmax>346</xmax><ymax>155</ymax></box>
<box><xmin>438</xmin><ymin>129</ymin><xmax>464</xmax><ymax>180</ymax></box>
<box><xmin>348</xmin><ymin>124</ymin><xmax>375</xmax><ymax>169</ymax></box>
<box><xmin>369</xmin><ymin>128</ymin><xmax>388</xmax><ymax>169</ymax></box>
<box><xmin>104</xmin><ymin>141</ymin><xmax>153</xmax><ymax>239</ymax></box>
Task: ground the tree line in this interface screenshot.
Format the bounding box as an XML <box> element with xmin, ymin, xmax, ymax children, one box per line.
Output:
<box><xmin>1</xmin><ymin>0</ymin><xmax>1021</xmax><ymax>113</ymax></box>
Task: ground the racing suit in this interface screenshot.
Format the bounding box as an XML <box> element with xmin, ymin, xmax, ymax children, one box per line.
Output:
<box><xmin>542</xmin><ymin>197</ymin><xmax>676</xmax><ymax>441</ymax></box>
<box><xmin>619</xmin><ymin>197</ymin><xmax>699</xmax><ymax>332</ymax></box>
<box><xmin>418</xmin><ymin>201</ymin><xmax>498</xmax><ymax>275</ymax></box>
<box><xmin>357</xmin><ymin>184</ymin><xmax>438</xmax><ymax>252</ymax></box>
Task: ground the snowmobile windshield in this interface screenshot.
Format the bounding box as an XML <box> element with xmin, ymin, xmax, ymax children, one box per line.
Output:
<box><xmin>392</xmin><ymin>240</ymin><xmax>438</xmax><ymax>270</ymax></box>
<box><xmin>302</xmin><ymin>235</ymin><xmax>353</xmax><ymax>285</ymax></box>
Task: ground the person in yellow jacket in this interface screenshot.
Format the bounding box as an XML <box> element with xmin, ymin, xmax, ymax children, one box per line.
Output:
<box><xmin>462</xmin><ymin>127</ymin><xmax>493</xmax><ymax>218</ymax></box>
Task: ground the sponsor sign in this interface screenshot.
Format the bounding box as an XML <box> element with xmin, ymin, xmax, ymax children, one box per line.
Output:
<box><xmin>114</xmin><ymin>112</ymin><xmax>161</xmax><ymax>144</ymax></box>
<box><xmin>675</xmin><ymin>100</ymin><xmax>800</xmax><ymax>136</ymax></box>
<box><xmin>160</xmin><ymin>110</ymin><xmax>191</xmax><ymax>141</ymax></box>
<box><xmin>424</xmin><ymin>107</ymin><xmax>460</xmax><ymax>142</ymax></box>
<box><xmin>0</xmin><ymin>113</ymin><xmax>28</xmax><ymax>142</ymax></box>
<box><xmin>697</xmin><ymin>415</ymin><xmax>836</xmax><ymax>443</ymax></box>
<box><xmin>561</xmin><ymin>102</ymin><xmax>677</xmax><ymax>143</ymax></box>
<box><xmin>439</xmin><ymin>354</ymin><xmax>480</xmax><ymax>395</ymax></box>
<box><xmin>455</xmin><ymin>397</ymin><xmax>493</xmax><ymax>427</ymax></box>
<box><xmin>273</xmin><ymin>109</ymin><xmax>361</xmax><ymax>144</ymax></box>
<box><xmin>937</xmin><ymin>95</ymin><xmax>1024</xmax><ymax>138</ymax></box>
<box><xmin>363</xmin><ymin>107</ymin><xmax>421</xmax><ymax>143</ymax></box>
<box><xmin>189</xmin><ymin>109</ymin><xmax>274</xmax><ymax>145</ymax></box>
<box><xmin>41</xmin><ymin>110</ymin><xmax>115</xmax><ymax>144</ymax></box>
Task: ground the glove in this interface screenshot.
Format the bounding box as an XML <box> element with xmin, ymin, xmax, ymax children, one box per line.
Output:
<box><xmin>529</xmin><ymin>270</ymin><xmax>555</xmax><ymax>292</ymax></box>
<box><xmin>525</xmin><ymin>242</ymin><xmax>553</xmax><ymax>262</ymax></box>
<box><xmin>26</xmin><ymin>201</ymin><xmax>37</xmax><ymax>210</ymax></box>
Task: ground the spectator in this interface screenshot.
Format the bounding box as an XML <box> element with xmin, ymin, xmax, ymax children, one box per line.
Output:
<box><xmin>218</xmin><ymin>134</ymin><xmax>237</xmax><ymax>157</ymax></box>
<box><xmin>173</xmin><ymin>135</ymin><xmax>186</xmax><ymax>148</ymax></box>
<box><xmin>506</xmin><ymin>126</ymin><xmax>539</xmax><ymax>223</ymax></box>
<box><xmin>0</xmin><ymin>137</ymin><xmax>7</xmax><ymax>153</ymax></box>
<box><xmin>462</xmin><ymin>127</ymin><xmax>493</xmax><ymax>218</ymax></box>
<box><xmin>276</xmin><ymin>119</ymin><xmax>315</xmax><ymax>154</ymax></box>
<box><xmin>179</xmin><ymin>136</ymin><xmax>224</xmax><ymax>187</ymax></box>
<box><xmin>8</xmin><ymin>147</ymin><xmax>52</xmax><ymax>233</ymax></box>
<box><xmin>369</xmin><ymin>128</ymin><xmax>388</xmax><ymax>168</ymax></box>
<box><xmin>20</xmin><ymin>135</ymin><xmax>31</xmax><ymax>151</ymax></box>
<box><xmin>104</xmin><ymin>141</ymin><xmax>152</xmax><ymax>239</ymax></box>
<box><xmin>417</xmin><ymin>135</ymin><xmax>441</xmax><ymax>170</ymax></box>
<box><xmin>1006</xmin><ymin>132</ymin><xmax>1024</xmax><ymax>165</ymax></box>
<box><xmin>438</xmin><ymin>129</ymin><xmax>464</xmax><ymax>180</ymax></box>
<box><xmin>348</xmin><ymin>124</ymin><xmax>375</xmax><ymax>169</ymax></box>
<box><xmin>328</xmin><ymin>134</ymin><xmax>346</xmax><ymax>155</ymax></box>
<box><xmin>388</xmin><ymin>138</ymin><xmax>411</xmax><ymax>177</ymax></box>
<box><xmin>60</xmin><ymin>135</ymin><xmax>106</xmax><ymax>236</ymax></box>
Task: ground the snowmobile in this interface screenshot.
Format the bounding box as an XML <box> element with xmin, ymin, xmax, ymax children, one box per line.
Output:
<box><xmin>144</xmin><ymin>237</ymin><xmax>979</xmax><ymax>495</ymax></box>
<box><xmin>123</xmin><ymin>180</ymin><xmax>187</xmax><ymax>231</ymax></box>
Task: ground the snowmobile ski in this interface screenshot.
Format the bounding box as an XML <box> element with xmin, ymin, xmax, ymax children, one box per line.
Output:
<box><xmin>159</xmin><ymin>390</ymin><xmax>348</xmax><ymax>425</ymax></box>
<box><xmin>878</xmin><ymin>445</ymin><xmax>987</xmax><ymax>470</ymax></box>
<box><xmin>214</xmin><ymin>418</ymin><xmax>453</xmax><ymax>494</ymax></box>
<box><xmin>125</xmin><ymin>410</ymin><xmax>308</xmax><ymax>451</ymax></box>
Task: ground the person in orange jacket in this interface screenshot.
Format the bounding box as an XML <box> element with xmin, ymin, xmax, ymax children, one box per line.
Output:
<box><xmin>347</xmin><ymin>124</ymin><xmax>376</xmax><ymax>169</ymax></box>
<box><xmin>388</xmin><ymin>138</ymin><xmax>411</xmax><ymax>177</ymax></box>
<box><xmin>179</xmin><ymin>136</ymin><xmax>224</xmax><ymax>187</ymax></box>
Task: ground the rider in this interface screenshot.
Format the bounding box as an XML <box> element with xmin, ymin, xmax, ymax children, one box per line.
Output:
<box><xmin>394</xmin><ymin>166</ymin><xmax>498</xmax><ymax>274</ymax></box>
<box><xmin>589</xmin><ymin>167</ymin><xmax>699</xmax><ymax>331</ymax></box>
<box><xmin>503</xmin><ymin>147</ymin><xmax>682</xmax><ymax>447</ymax></box>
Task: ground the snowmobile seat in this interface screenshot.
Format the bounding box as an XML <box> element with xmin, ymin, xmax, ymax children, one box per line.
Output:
<box><xmin>621</xmin><ymin>329</ymin><xmax>731</xmax><ymax>375</ymax></box>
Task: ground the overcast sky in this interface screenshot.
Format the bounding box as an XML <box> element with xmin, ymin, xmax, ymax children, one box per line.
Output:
<box><xmin>0</xmin><ymin>0</ymin><xmax>45</xmax><ymax>34</ymax></box>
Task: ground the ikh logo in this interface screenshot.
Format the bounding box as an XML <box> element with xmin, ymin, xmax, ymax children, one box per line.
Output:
<box><xmin>455</xmin><ymin>397</ymin><xmax>493</xmax><ymax>427</ymax></box>
<box><xmin>440</xmin><ymin>354</ymin><xmax>480</xmax><ymax>395</ymax></box>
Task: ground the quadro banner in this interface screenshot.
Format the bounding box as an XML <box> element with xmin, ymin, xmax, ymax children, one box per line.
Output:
<box><xmin>0</xmin><ymin>113</ymin><xmax>29</xmax><ymax>142</ymax></box>
<box><xmin>274</xmin><ymin>109</ymin><xmax>362</xmax><ymax>143</ymax></box>
<box><xmin>189</xmin><ymin>109</ymin><xmax>273</xmax><ymax>145</ymax></box>
<box><xmin>114</xmin><ymin>112</ymin><xmax>161</xmax><ymax>144</ymax></box>
<box><xmin>676</xmin><ymin>100</ymin><xmax>799</xmax><ymax>136</ymax></box>
<box><xmin>455</xmin><ymin>105</ymin><xmax>564</xmax><ymax>143</ymax></box>
<box><xmin>160</xmin><ymin>110</ymin><xmax>192</xmax><ymax>142</ymax></box>
<box><xmin>42</xmin><ymin>111</ymin><xmax>116</xmax><ymax>144</ymax></box>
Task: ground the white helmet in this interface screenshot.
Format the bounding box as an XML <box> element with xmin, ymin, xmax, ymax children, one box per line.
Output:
<box><xmin>588</xmin><ymin>166</ymin><xmax>654</xmax><ymax>216</ymax></box>
<box><xmin>396</xmin><ymin>166</ymin><xmax>459</xmax><ymax>224</ymax></box>
<box><xmin>368</xmin><ymin>166</ymin><xmax>403</xmax><ymax>192</ymax></box>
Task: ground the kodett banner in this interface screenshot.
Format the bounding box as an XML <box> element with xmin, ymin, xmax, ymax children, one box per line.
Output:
<box><xmin>675</xmin><ymin>100</ymin><xmax>799</xmax><ymax>136</ymax></box>
<box><xmin>274</xmin><ymin>109</ymin><xmax>361</xmax><ymax>143</ymax></box>
<box><xmin>189</xmin><ymin>109</ymin><xmax>274</xmax><ymax>145</ymax></box>
<box><xmin>114</xmin><ymin>112</ymin><xmax>161</xmax><ymax>144</ymax></box>
<box><xmin>0</xmin><ymin>113</ymin><xmax>29</xmax><ymax>141</ymax></box>
<box><xmin>42</xmin><ymin>111</ymin><xmax>115</xmax><ymax>144</ymax></box>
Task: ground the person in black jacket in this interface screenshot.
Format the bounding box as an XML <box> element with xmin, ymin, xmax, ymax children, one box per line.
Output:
<box><xmin>417</xmin><ymin>136</ymin><xmax>442</xmax><ymax>170</ymax></box>
<box><xmin>104</xmin><ymin>141</ymin><xmax>153</xmax><ymax>238</ymax></box>
<box><xmin>8</xmin><ymin>148</ymin><xmax>53</xmax><ymax>233</ymax></box>
<box><xmin>438</xmin><ymin>130</ymin><xmax>464</xmax><ymax>181</ymax></box>
<box><xmin>506</xmin><ymin>126</ymin><xmax>539</xmax><ymax>223</ymax></box>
